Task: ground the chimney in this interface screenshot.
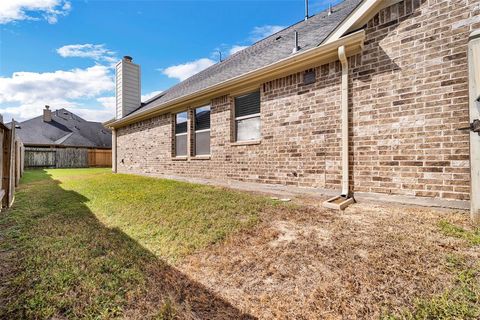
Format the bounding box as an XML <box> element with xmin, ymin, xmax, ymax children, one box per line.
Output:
<box><xmin>115</xmin><ymin>56</ymin><xmax>141</xmax><ymax>119</ymax></box>
<box><xmin>43</xmin><ymin>105</ymin><xmax>52</xmax><ymax>122</ymax></box>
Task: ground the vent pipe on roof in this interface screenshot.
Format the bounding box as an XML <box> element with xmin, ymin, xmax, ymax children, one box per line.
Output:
<box><xmin>304</xmin><ymin>0</ymin><xmax>309</xmax><ymax>21</ymax></box>
<box><xmin>43</xmin><ymin>105</ymin><xmax>52</xmax><ymax>122</ymax></box>
<box><xmin>328</xmin><ymin>4</ymin><xmax>332</xmax><ymax>16</ymax></box>
<box><xmin>292</xmin><ymin>31</ymin><xmax>300</xmax><ymax>54</ymax></box>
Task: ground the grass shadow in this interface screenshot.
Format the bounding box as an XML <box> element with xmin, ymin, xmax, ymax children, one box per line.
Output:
<box><xmin>0</xmin><ymin>169</ymin><xmax>255</xmax><ymax>319</ymax></box>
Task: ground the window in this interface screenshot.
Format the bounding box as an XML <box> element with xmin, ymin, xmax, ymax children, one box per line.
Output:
<box><xmin>175</xmin><ymin>112</ymin><xmax>188</xmax><ymax>156</ymax></box>
<box><xmin>194</xmin><ymin>105</ymin><xmax>211</xmax><ymax>155</ymax></box>
<box><xmin>234</xmin><ymin>91</ymin><xmax>261</xmax><ymax>142</ymax></box>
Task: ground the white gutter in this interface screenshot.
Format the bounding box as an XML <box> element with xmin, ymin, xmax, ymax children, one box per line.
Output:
<box><xmin>107</xmin><ymin>30</ymin><xmax>365</xmax><ymax>128</ymax></box>
<box><xmin>338</xmin><ymin>45</ymin><xmax>349</xmax><ymax>197</ymax></box>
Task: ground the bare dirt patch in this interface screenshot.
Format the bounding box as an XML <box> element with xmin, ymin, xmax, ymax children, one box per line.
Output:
<box><xmin>180</xmin><ymin>199</ymin><xmax>473</xmax><ymax>319</ymax></box>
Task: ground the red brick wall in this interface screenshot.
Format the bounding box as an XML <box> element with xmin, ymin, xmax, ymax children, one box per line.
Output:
<box><xmin>116</xmin><ymin>0</ymin><xmax>478</xmax><ymax>201</ymax></box>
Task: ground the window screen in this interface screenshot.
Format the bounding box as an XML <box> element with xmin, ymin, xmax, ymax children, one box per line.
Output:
<box><xmin>194</xmin><ymin>106</ymin><xmax>211</xmax><ymax>155</ymax></box>
<box><xmin>175</xmin><ymin>112</ymin><xmax>187</xmax><ymax>156</ymax></box>
<box><xmin>175</xmin><ymin>112</ymin><xmax>187</xmax><ymax>134</ymax></box>
<box><xmin>195</xmin><ymin>106</ymin><xmax>210</xmax><ymax>131</ymax></box>
<box><xmin>234</xmin><ymin>91</ymin><xmax>261</xmax><ymax>142</ymax></box>
<box><xmin>235</xmin><ymin>91</ymin><xmax>260</xmax><ymax>118</ymax></box>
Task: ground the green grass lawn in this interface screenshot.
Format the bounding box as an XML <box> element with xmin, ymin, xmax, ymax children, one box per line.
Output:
<box><xmin>0</xmin><ymin>168</ymin><xmax>273</xmax><ymax>319</ymax></box>
<box><xmin>1</xmin><ymin>168</ymin><xmax>478</xmax><ymax>319</ymax></box>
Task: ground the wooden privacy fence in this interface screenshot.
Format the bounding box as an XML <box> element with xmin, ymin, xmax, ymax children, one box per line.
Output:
<box><xmin>88</xmin><ymin>149</ymin><xmax>112</xmax><ymax>167</ymax></box>
<box><xmin>0</xmin><ymin>120</ymin><xmax>24</xmax><ymax>210</ymax></box>
<box><xmin>24</xmin><ymin>147</ymin><xmax>111</xmax><ymax>168</ymax></box>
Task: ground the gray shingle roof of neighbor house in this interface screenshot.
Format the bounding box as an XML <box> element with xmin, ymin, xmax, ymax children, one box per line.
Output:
<box><xmin>126</xmin><ymin>0</ymin><xmax>363</xmax><ymax>118</ymax></box>
<box><xmin>12</xmin><ymin>109</ymin><xmax>112</xmax><ymax>148</ymax></box>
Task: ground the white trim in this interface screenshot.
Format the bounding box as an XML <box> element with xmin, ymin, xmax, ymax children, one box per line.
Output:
<box><xmin>194</xmin><ymin>128</ymin><xmax>211</xmax><ymax>134</ymax></box>
<box><xmin>235</xmin><ymin>113</ymin><xmax>261</xmax><ymax>121</ymax></box>
<box><xmin>175</xmin><ymin>132</ymin><xmax>187</xmax><ymax>137</ymax></box>
<box><xmin>195</xmin><ymin>104</ymin><xmax>211</xmax><ymax>110</ymax></box>
<box><xmin>324</xmin><ymin>0</ymin><xmax>401</xmax><ymax>44</ymax></box>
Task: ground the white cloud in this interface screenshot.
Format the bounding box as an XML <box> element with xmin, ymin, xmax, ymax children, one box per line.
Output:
<box><xmin>250</xmin><ymin>25</ymin><xmax>285</xmax><ymax>42</ymax></box>
<box><xmin>142</xmin><ymin>90</ymin><xmax>163</xmax><ymax>102</ymax></box>
<box><xmin>97</xmin><ymin>96</ymin><xmax>115</xmax><ymax>110</ymax></box>
<box><xmin>72</xmin><ymin>107</ymin><xmax>115</xmax><ymax>122</ymax></box>
<box><xmin>0</xmin><ymin>0</ymin><xmax>71</xmax><ymax>24</ymax></box>
<box><xmin>0</xmin><ymin>66</ymin><xmax>113</xmax><ymax>104</ymax></box>
<box><xmin>57</xmin><ymin>44</ymin><xmax>117</xmax><ymax>63</ymax></box>
<box><xmin>229</xmin><ymin>45</ymin><xmax>248</xmax><ymax>55</ymax></box>
<box><xmin>158</xmin><ymin>25</ymin><xmax>283</xmax><ymax>84</ymax></box>
<box><xmin>161</xmin><ymin>58</ymin><xmax>215</xmax><ymax>81</ymax></box>
<box><xmin>95</xmin><ymin>90</ymin><xmax>163</xmax><ymax>114</ymax></box>
<box><xmin>0</xmin><ymin>65</ymin><xmax>114</xmax><ymax>122</ymax></box>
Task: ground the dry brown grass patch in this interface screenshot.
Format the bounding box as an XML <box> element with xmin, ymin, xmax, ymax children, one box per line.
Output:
<box><xmin>180</xmin><ymin>199</ymin><xmax>473</xmax><ymax>319</ymax></box>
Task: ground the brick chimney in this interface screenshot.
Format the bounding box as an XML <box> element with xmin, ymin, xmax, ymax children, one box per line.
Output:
<box><xmin>43</xmin><ymin>105</ymin><xmax>52</xmax><ymax>122</ymax></box>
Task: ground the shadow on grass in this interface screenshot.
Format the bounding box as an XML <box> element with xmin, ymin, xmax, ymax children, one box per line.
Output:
<box><xmin>0</xmin><ymin>169</ymin><xmax>254</xmax><ymax>319</ymax></box>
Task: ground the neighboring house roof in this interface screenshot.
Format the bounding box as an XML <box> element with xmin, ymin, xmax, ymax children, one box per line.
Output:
<box><xmin>12</xmin><ymin>109</ymin><xmax>112</xmax><ymax>148</ymax></box>
<box><xmin>126</xmin><ymin>0</ymin><xmax>363</xmax><ymax>119</ymax></box>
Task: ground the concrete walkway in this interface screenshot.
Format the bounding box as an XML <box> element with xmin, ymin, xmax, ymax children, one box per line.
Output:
<box><xmin>136</xmin><ymin>172</ymin><xmax>469</xmax><ymax>210</ymax></box>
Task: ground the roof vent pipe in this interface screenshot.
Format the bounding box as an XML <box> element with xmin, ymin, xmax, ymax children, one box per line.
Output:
<box><xmin>292</xmin><ymin>31</ymin><xmax>300</xmax><ymax>54</ymax></box>
<box><xmin>328</xmin><ymin>4</ymin><xmax>332</xmax><ymax>16</ymax></box>
<box><xmin>304</xmin><ymin>0</ymin><xmax>309</xmax><ymax>21</ymax></box>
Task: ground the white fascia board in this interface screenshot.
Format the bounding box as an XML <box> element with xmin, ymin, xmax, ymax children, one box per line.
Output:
<box><xmin>324</xmin><ymin>0</ymin><xmax>402</xmax><ymax>44</ymax></box>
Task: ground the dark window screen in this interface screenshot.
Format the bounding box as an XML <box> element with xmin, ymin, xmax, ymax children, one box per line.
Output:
<box><xmin>195</xmin><ymin>106</ymin><xmax>210</xmax><ymax>131</ymax></box>
<box><xmin>195</xmin><ymin>131</ymin><xmax>210</xmax><ymax>155</ymax></box>
<box><xmin>175</xmin><ymin>135</ymin><xmax>187</xmax><ymax>156</ymax></box>
<box><xmin>235</xmin><ymin>91</ymin><xmax>260</xmax><ymax>118</ymax></box>
<box><xmin>175</xmin><ymin>112</ymin><xmax>187</xmax><ymax>134</ymax></box>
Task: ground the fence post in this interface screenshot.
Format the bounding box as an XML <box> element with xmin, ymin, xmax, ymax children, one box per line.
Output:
<box><xmin>2</xmin><ymin>121</ymin><xmax>15</xmax><ymax>208</ymax></box>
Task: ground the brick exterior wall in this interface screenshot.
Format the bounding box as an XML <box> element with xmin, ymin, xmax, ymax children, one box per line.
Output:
<box><xmin>116</xmin><ymin>0</ymin><xmax>479</xmax><ymax>202</ymax></box>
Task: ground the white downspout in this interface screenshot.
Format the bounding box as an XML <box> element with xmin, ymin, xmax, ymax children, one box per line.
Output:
<box><xmin>338</xmin><ymin>45</ymin><xmax>349</xmax><ymax>197</ymax></box>
<box><xmin>112</xmin><ymin>128</ymin><xmax>117</xmax><ymax>173</ymax></box>
<box><xmin>468</xmin><ymin>30</ymin><xmax>480</xmax><ymax>224</ymax></box>
<box><xmin>322</xmin><ymin>45</ymin><xmax>353</xmax><ymax>210</ymax></box>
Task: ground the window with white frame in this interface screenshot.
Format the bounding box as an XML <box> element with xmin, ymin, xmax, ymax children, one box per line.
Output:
<box><xmin>234</xmin><ymin>91</ymin><xmax>261</xmax><ymax>142</ymax></box>
<box><xmin>194</xmin><ymin>105</ymin><xmax>211</xmax><ymax>155</ymax></box>
<box><xmin>175</xmin><ymin>111</ymin><xmax>188</xmax><ymax>156</ymax></box>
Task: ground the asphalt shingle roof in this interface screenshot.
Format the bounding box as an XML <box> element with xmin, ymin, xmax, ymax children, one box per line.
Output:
<box><xmin>128</xmin><ymin>0</ymin><xmax>363</xmax><ymax>118</ymax></box>
<box><xmin>13</xmin><ymin>109</ymin><xmax>112</xmax><ymax>148</ymax></box>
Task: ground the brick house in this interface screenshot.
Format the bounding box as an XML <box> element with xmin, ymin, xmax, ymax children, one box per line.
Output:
<box><xmin>105</xmin><ymin>0</ymin><xmax>480</xmax><ymax>213</ymax></box>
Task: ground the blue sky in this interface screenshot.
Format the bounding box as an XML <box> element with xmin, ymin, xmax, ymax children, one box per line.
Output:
<box><xmin>0</xmin><ymin>0</ymin><xmax>340</xmax><ymax>122</ymax></box>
